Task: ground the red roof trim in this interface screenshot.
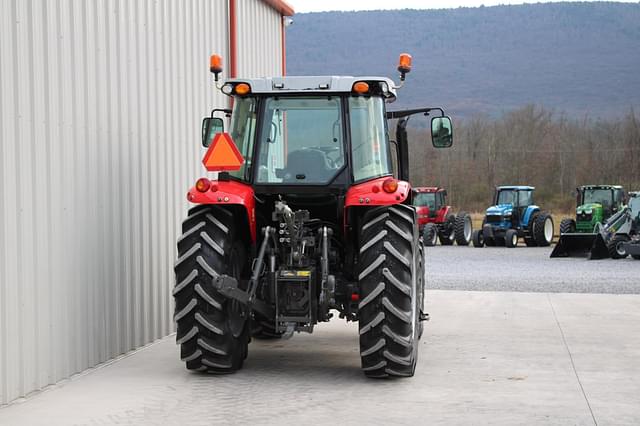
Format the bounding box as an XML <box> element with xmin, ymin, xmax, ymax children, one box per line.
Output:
<box><xmin>261</xmin><ymin>0</ymin><xmax>294</xmax><ymax>16</ymax></box>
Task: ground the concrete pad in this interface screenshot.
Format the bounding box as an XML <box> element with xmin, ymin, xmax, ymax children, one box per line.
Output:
<box><xmin>549</xmin><ymin>294</ymin><xmax>640</xmax><ymax>426</ymax></box>
<box><xmin>1</xmin><ymin>290</ymin><xmax>639</xmax><ymax>425</ymax></box>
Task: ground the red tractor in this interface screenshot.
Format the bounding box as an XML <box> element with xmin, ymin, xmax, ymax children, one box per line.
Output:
<box><xmin>173</xmin><ymin>53</ymin><xmax>453</xmax><ymax>378</ymax></box>
<box><xmin>413</xmin><ymin>187</ymin><xmax>472</xmax><ymax>246</ymax></box>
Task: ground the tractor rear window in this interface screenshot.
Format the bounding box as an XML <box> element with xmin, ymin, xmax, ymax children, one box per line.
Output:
<box><xmin>349</xmin><ymin>97</ymin><xmax>392</xmax><ymax>182</ymax></box>
<box><xmin>414</xmin><ymin>192</ymin><xmax>436</xmax><ymax>210</ymax></box>
<box><xmin>255</xmin><ymin>97</ymin><xmax>345</xmax><ymax>184</ymax></box>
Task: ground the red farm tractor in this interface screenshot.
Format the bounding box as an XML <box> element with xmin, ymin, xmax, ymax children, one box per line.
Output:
<box><xmin>173</xmin><ymin>53</ymin><xmax>453</xmax><ymax>378</ymax></box>
<box><xmin>413</xmin><ymin>187</ymin><xmax>472</xmax><ymax>246</ymax></box>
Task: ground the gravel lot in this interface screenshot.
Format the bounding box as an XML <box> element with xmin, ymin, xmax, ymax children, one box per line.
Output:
<box><xmin>425</xmin><ymin>245</ymin><xmax>640</xmax><ymax>294</ymax></box>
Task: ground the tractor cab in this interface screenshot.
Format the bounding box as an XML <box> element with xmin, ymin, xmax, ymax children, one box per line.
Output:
<box><xmin>486</xmin><ymin>186</ymin><xmax>537</xmax><ymax>229</ymax></box>
<box><xmin>199</xmin><ymin>75</ymin><xmax>453</xmax><ymax>236</ymax></box>
<box><xmin>575</xmin><ymin>185</ymin><xmax>625</xmax><ymax>232</ymax></box>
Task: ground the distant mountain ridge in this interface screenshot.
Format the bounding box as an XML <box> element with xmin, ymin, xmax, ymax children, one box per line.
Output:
<box><xmin>286</xmin><ymin>2</ymin><xmax>640</xmax><ymax>118</ymax></box>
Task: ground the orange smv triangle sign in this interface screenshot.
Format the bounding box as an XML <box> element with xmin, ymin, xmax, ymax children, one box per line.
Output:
<box><xmin>202</xmin><ymin>132</ymin><xmax>245</xmax><ymax>172</ymax></box>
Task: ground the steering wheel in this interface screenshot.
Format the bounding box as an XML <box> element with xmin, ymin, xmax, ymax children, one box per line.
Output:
<box><xmin>308</xmin><ymin>146</ymin><xmax>343</xmax><ymax>168</ymax></box>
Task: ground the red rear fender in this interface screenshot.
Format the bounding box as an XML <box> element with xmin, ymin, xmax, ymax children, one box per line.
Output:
<box><xmin>187</xmin><ymin>179</ymin><xmax>256</xmax><ymax>243</ymax></box>
<box><xmin>345</xmin><ymin>176</ymin><xmax>410</xmax><ymax>208</ymax></box>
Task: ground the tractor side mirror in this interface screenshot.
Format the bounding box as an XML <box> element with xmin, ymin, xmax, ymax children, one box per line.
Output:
<box><xmin>202</xmin><ymin>117</ymin><xmax>224</xmax><ymax>147</ymax></box>
<box><xmin>431</xmin><ymin>116</ymin><xmax>453</xmax><ymax>148</ymax></box>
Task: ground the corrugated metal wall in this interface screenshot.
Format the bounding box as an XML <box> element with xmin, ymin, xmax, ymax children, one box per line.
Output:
<box><xmin>237</xmin><ymin>0</ymin><xmax>283</xmax><ymax>77</ymax></box>
<box><xmin>0</xmin><ymin>0</ymin><xmax>284</xmax><ymax>405</ymax></box>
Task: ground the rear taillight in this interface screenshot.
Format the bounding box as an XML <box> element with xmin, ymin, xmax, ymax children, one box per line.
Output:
<box><xmin>195</xmin><ymin>178</ymin><xmax>211</xmax><ymax>192</ymax></box>
<box><xmin>382</xmin><ymin>178</ymin><xmax>398</xmax><ymax>193</ymax></box>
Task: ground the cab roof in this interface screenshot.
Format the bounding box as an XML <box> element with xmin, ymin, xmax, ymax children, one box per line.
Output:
<box><xmin>579</xmin><ymin>185</ymin><xmax>623</xmax><ymax>190</ymax></box>
<box><xmin>226</xmin><ymin>76</ymin><xmax>398</xmax><ymax>102</ymax></box>
<box><xmin>413</xmin><ymin>187</ymin><xmax>444</xmax><ymax>193</ymax></box>
<box><xmin>497</xmin><ymin>185</ymin><xmax>535</xmax><ymax>191</ymax></box>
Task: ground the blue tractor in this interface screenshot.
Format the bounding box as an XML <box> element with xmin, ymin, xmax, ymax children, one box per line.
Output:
<box><xmin>472</xmin><ymin>186</ymin><xmax>554</xmax><ymax>248</ymax></box>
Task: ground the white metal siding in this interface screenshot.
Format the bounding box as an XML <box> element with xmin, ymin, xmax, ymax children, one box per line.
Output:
<box><xmin>237</xmin><ymin>0</ymin><xmax>283</xmax><ymax>77</ymax></box>
<box><xmin>0</xmin><ymin>0</ymin><xmax>283</xmax><ymax>405</ymax></box>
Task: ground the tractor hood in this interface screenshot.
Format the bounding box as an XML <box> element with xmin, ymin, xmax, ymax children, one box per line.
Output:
<box><xmin>576</xmin><ymin>203</ymin><xmax>603</xmax><ymax>215</ymax></box>
<box><xmin>486</xmin><ymin>204</ymin><xmax>513</xmax><ymax>216</ymax></box>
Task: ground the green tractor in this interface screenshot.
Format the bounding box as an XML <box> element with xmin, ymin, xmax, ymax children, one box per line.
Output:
<box><xmin>551</xmin><ymin>185</ymin><xmax>626</xmax><ymax>257</ymax></box>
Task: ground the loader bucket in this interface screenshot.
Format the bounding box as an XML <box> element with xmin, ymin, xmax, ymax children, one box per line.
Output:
<box><xmin>588</xmin><ymin>233</ymin><xmax>610</xmax><ymax>260</ymax></box>
<box><xmin>550</xmin><ymin>233</ymin><xmax>597</xmax><ymax>258</ymax></box>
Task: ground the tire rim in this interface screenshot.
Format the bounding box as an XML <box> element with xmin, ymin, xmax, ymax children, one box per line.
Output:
<box><xmin>449</xmin><ymin>229</ymin><xmax>455</xmax><ymax>240</ymax></box>
<box><xmin>512</xmin><ymin>233</ymin><xmax>518</xmax><ymax>246</ymax></box>
<box><xmin>464</xmin><ymin>217</ymin><xmax>472</xmax><ymax>241</ymax></box>
<box><xmin>616</xmin><ymin>242</ymin><xmax>626</xmax><ymax>256</ymax></box>
<box><xmin>544</xmin><ymin>218</ymin><xmax>553</xmax><ymax>242</ymax></box>
<box><xmin>432</xmin><ymin>231</ymin><xmax>438</xmax><ymax>246</ymax></box>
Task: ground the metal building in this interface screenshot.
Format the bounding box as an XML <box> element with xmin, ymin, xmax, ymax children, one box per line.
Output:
<box><xmin>0</xmin><ymin>0</ymin><xmax>294</xmax><ymax>405</ymax></box>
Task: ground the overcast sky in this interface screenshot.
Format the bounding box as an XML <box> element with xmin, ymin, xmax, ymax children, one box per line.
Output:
<box><xmin>286</xmin><ymin>0</ymin><xmax>637</xmax><ymax>13</ymax></box>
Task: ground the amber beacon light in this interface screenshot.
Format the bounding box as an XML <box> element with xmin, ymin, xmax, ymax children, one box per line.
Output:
<box><xmin>397</xmin><ymin>53</ymin><xmax>412</xmax><ymax>81</ymax></box>
<box><xmin>210</xmin><ymin>54</ymin><xmax>223</xmax><ymax>81</ymax></box>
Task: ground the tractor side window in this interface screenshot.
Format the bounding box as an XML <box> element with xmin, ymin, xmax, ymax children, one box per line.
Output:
<box><xmin>256</xmin><ymin>97</ymin><xmax>345</xmax><ymax>184</ymax></box>
<box><xmin>228</xmin><ymin>97</ymin><xmax>257</xmax><ymax>181</ymax></box>
<box><xmin>519</xmin><ymin>191</ymin><xmax>533</xmax><ymax>207</ymax></box>
<box><xmin>414</xmin><ymin>193</ymin><xmax>436</xmax><ymax>210</ymax></box>
<box><xmin>349</xmin><ymin>97</ymin><xmax>392</xmax><ymax>182</ymax></box>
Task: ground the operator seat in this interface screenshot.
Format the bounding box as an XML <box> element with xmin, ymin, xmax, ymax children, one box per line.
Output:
<box><xmin>284</xmin><ymin>148</ymin><xmax>333</xmax><ymax>183</ymax></box>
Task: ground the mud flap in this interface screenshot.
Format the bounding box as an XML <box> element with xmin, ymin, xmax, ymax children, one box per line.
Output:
<box><xmin>588</xmin><ymin>233</ymin><xmax>610</xmax><ymax>260</ymax></box>
<box><xmin>550</xmin><ymin>233</ymin><xmax>596</xmax><ymax>258</ymax></box>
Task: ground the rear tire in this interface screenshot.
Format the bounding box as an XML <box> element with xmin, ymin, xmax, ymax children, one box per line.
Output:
<box><xmin>358</xmin><ymin>205</ymin><xmax>420</xmax><ymax>378</ymax></box>
<box><xmin>454</xmin><ymin>212</ymin><xmax>472</xmax><ymax>245</ymax></box>
<box><xmin>534</xmin><ymin>212</ymin><xmax>554</xmax><ymax>246</ymax></box>
<box><xmin>505</xmin><ymin>229</ymin><xmax>518</xmax><ymax>248</ymax></box>
<box><xmin>608</xmin><ymin>234</ymin><xmax>630</xmax><ymax>259</ymax></box>
<box><xmin>525</xmin><ymin>212</ymin><xmax>539</xmax><ymax>247</ymax></box>
<box><xmin>423</xmin><ymin>223</ymin><xmax>438</xmax><ymax>247</ymax></box>
<box><xmin>439</xmin><ymin>215</ymin><xmax>456</xmax><ymax>245</ymax></box>
<box><xmin>472</xmin><ymin>229</ymin><xmax>485</xmax><ymax>247</ymax></box>
<box><xmin>560</xmin><ymin>218</ymin><xmax>576</xmax><ymax>234</ymax></box>
<box><xmin>173</xmin><ymin>205</ymin><xmax>250</xmax><ymax>373</ymax></box>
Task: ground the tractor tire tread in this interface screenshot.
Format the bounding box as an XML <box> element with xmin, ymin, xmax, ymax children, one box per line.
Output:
<box><xmin>174</xmin><ymin>205</ymin><xmax>248</xmax><ymax>374</ymax></box>
<box><xmin>607</xmin><ymin>234</ymin><xmax>630</xmax><ymax>259</ymax></box>
<box><xmin>454</xmin><ymin>211</ymin><xmax>472</xmax><ymax>246</ymax></box>
<box><xmin>358</xmin><ymin>204</ymin><xmax>420</xmax><ymax>378</ymax></box>
<box><xmin>534</xmin><ymin>212</ymin><xmax>554</xmax><ymax>247</ymax></box>
<box><xmin>559</xmin><ymin>218</ymin><xmax>576</xmax><ymax>234</ymax></box>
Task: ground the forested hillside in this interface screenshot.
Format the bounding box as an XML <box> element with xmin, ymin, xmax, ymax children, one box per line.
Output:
<box><xmin>287</xmin><ymin>2</ymin><xmax>640</xmax><ymax>119</ymax></box>
<box><xmin>287</xmin><ymin>3</ymin><xmax>640</xmax><ymax>209</ymax></box>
